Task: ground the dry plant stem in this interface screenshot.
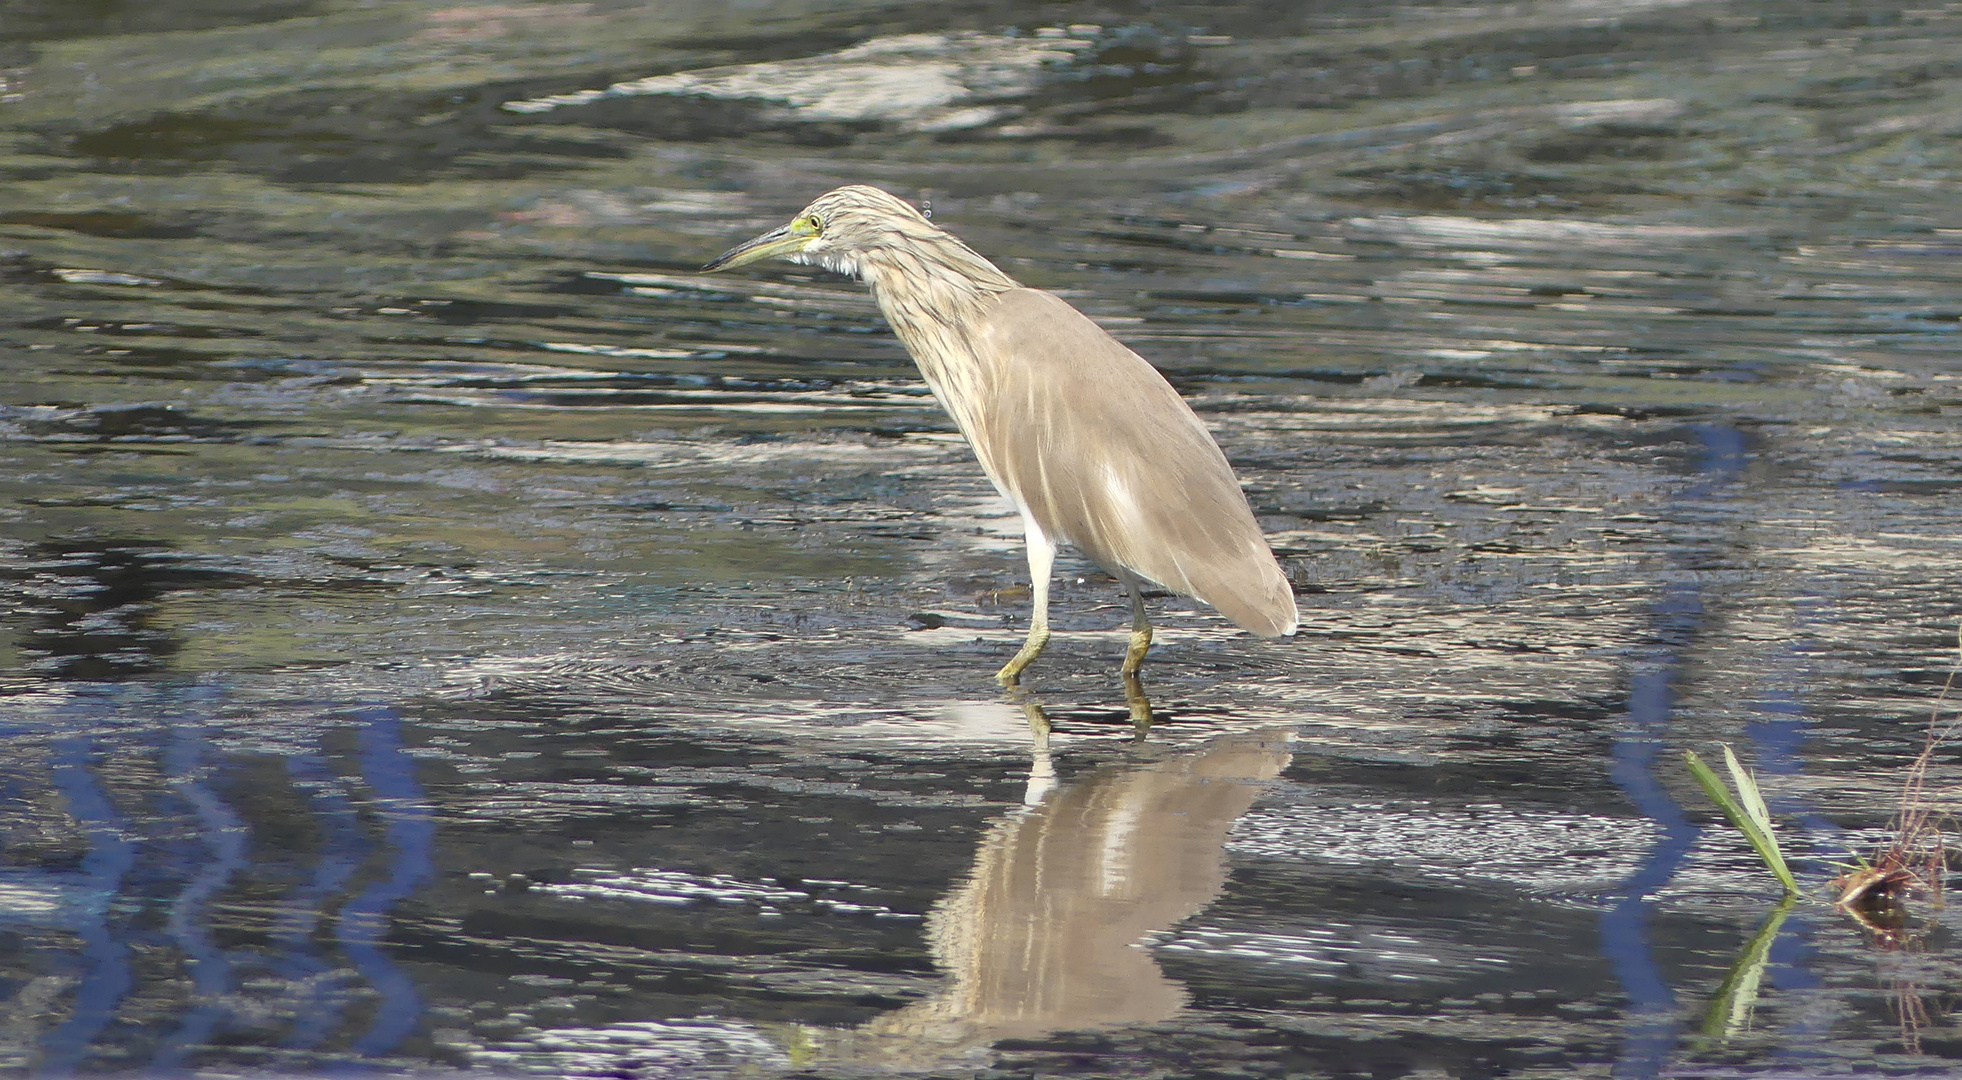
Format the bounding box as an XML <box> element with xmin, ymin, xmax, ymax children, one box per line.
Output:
<box><xmin>1889</xmin><ymin>623</ymin><xmax>1960</xmax><ymax>901</ymax></box>
<box><xmin>1838</xmin><ymin>621</ymin><xmax>1962</xmax><ymax>912</ymax></box>
<box><xmin>1896</xmin><ymin>980</ymin><xmax>1931</xmax><ymax>1055</ymax></box>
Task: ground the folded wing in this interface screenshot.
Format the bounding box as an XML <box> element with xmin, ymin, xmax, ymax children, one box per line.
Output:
<box><xmin>966</xmin><ymin>288</ymin><xmax>1298</xmax><ymax>636</ymax></box>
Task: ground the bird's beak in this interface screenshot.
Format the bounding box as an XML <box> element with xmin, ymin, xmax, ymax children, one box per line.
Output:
<box><xmin>701</xmin><ymin>218</ymin><xmax>816</xmax><ymax>273</ymax></box>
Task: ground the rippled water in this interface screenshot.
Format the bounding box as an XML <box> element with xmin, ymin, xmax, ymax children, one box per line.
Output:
<box><xmin>2</xmin><ymin>1</ymin><xmax>1961</xmax><ymax>1076</ymax></box>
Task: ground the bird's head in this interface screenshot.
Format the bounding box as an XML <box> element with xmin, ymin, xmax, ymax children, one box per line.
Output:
<box><xmin>701</xmin><ymin>185</ymin><xmax>946</xmax><ymax>282</ymax></box>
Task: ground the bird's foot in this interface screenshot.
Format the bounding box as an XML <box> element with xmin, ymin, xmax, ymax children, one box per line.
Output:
<box><xmin>1120</xmin><ymin>623</ymin><xmax>1152</xmax><ymax>679</ymax></box>
<box><xmin>995</xmin><ymin>626</ymin><xmax>1051</xmax><ymax>686</ymax></box>
<box><xmin>1003</xmin><ymin>686</ymin><xmax>1053</xmax><ymax>751</ymax></box>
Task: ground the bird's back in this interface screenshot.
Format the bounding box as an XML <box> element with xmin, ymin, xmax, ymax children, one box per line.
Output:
<box><xmin>962</xmin><ymin>289</ymin><xmax>1298</xmax><ymax>637</ymax></box>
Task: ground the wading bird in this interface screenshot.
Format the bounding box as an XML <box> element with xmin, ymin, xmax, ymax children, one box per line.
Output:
<box><xmin>704</xmin><ymin>186</ymin><xmax>1296</xmax><ymax>687</ymax></box>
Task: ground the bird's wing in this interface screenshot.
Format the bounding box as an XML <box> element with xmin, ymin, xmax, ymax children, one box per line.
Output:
<box><xmin>966</xmin><ymin>288</ymin><xmax>1297</xmax><ymax>636</ymax></box>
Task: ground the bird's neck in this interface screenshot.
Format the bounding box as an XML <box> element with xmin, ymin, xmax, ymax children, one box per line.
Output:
<box><xmin>862</xmin><ymin>241</ymin><xmax>1016</xmax><ymax>335</ymax></box>
<box><xmin>861</xmin><ymin>241</ymin><xmax>1018</xmax><ymax>431</ymax></box>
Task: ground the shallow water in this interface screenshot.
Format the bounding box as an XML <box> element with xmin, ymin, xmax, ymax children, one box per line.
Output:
<box><xmin>2</xmin><ymin>1</ymin><xmax>1961</xmax><ymax>1076</ymax></box>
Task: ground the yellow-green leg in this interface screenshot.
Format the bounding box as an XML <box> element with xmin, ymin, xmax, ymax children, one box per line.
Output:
<box><xmin>1122</xmin><ymin>578</ymin><xmax>1154</xmax><ymax>734</ymax></box>
<box><xmin>996</xmin><ymin>516</ymin><xmax>1056</xmax><ymax>686</ymax></box>
<box><xmin>1121</xmin><ymin>579</ymin><xmax>1153</xmax><ymax>678</ymax></box>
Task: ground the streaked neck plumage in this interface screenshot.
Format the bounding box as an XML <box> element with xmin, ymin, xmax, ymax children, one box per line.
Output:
<box><xmin>860</xmin><ymin>230</ymin><xmax>1017</xmax><ymax>337</ymax></box>
<box><xmin>848</xmin><ymin>229</ymin><xmax>1020</xmax><ymax>443</ymax></box>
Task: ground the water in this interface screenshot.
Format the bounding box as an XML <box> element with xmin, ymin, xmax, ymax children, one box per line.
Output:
<box><xmin>1</xmin><ymin>0</ymin><xmax>1960</xmax><ymax>1075</ymax></box>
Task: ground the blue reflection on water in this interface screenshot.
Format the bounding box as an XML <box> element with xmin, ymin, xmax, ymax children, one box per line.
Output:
<box><xmin>1744</xmin><ymin>641</ymin><xmax>1835</xmax><ymax>1057</ymax></box>
<box><xmin>1602</xmin><ymin>424</ymin><xmax>1852</xmax><ymax>1075</ymax></box>
<box><xmin>6</xmin><ymin>691</ymin><xmax>437</xmax><ymax>1070</ymax></box>
<box><xmin>1603</xmin><ymin>424</ymin><xmax>1758</xmax><ymax>1079</ymax></box>
<box><xmin>1604</xmin><ymin>623</ymin><xmax>1703</xmax><ymax>1078</ymax></box>
<box><xmin>152</xmin><ymin>714</ymin><xmax>250</xmax><ymax>1072</ymax></box>
<box><xmin>341</xmin><ymin>708</ymin><xmax>436</xmax><ymax>1056</ymax></box>
<box><xmin>276</xmin><ymin>752</ymin><xmax>369</xmax><ymax>1049</ymax></box>
<box><xmin>1746</xmin><ymin>685</ymin><xmax>1836</xmax><ymax>840</ymax></box>
<box><xmin>40</xmin><ymin>728</ymin><xmax>137</xmax><ymax>1078</ymax></box>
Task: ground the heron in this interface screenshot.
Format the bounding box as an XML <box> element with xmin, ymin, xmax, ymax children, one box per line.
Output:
<box><xmin>703</xmin><ymin>185</ymin><xmax>1297</xmax><ymax>688</ymax></box>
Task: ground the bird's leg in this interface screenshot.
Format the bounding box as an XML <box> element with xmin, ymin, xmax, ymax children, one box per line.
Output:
<box><xmin>1121</xmin><ymin>577</ymin><xmax>1154</xmax><ymax>734</ymax></box>
<box><xmin>996</xmin><ymin>516</ymin><xmax>1055</xmax><ymax>686</ymax></box>
<box><xmin>1121</xmin><ymin>578</ymin><xmax>1153</xmax><ymax>678</ymax></box>
<box><xmin>1001</xmin><ymin>684</ymin><xmax>1057</xmax><ymax>801</ymax></box>
<box><xmin>1124</xmin><ymin>677</ymin><xmax>1154</xmax><ymax>737</ymax></box>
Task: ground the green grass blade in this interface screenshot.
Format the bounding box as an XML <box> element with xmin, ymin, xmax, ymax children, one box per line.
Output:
<box><xmin>1722</xmin><ymin>744</ymin><xmax>1775</xmax><ymax>835</ymax></box>
<box><xmin>1685</xmin><ymin>749</ymin><xmax>1798</xmax><ymax>895</ymax></box>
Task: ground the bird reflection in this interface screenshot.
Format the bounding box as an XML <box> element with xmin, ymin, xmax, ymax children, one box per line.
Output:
<box><xmin>1123</xmin><ymin>670</ymin><xmax>1154</xmax><ymax>731</ymax></box>
<box><xmin>831</xmin><ymin>714</ymin><xmax>1293</xmax><ymax>1067</ymax></box>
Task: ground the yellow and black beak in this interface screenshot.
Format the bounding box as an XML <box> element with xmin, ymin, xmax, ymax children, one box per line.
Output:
<box><xmin>701</xmin><ymin>217</ymin><xmax>818</xmax><ymax>273</ymax></box>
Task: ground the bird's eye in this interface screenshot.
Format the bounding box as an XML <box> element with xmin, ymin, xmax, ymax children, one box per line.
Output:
<box><xmin>805</xmin><ymin>213</ymin><xmax>824</xmax><ymax>232</ymax></box>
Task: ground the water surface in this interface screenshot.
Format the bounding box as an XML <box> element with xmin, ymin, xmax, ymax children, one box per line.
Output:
<box><xmin>2</xmin><ymin>1</ymin><xmax>1961</xmax><ymax>1076</ymax></box>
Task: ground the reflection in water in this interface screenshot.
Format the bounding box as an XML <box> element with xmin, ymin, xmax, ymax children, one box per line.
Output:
<box><xmin>1603</xmin><ymin>426</ymin><xmax>1746</xmax><ymax>1075</ymax></box>
<box><xmin>0</xmin><ymin>691</ymin><xmax>436</xmax><ymax>1072</ymax></box>
<box><xmin>836</xmin><ymin>724</ymin><xmax>1292</xmax><ymax>1068</ymax></box>
<box><xmin>1123</xmin><ymin>672</ymin><xmax>1154</xmax><ymax>733</ymax></box>
<box><xmin>272</xmin><ymin>752</ymin><xmax>368</xmax><ymax>1050</ymax></box>
<box><xmin>1</xmin><ymin>535</ymin><xmax>261</xmax><ymax>680</ymax></box>
<box><xmin>4</xmin><ymin>539</ymin><xmax>186</xmax><ymax>680</ymax></box>
<box><xmin>38</xmin><ymin>729</ymin><xmax>135</xmax><ymax>1077</ymax></box>
<box><xmin>340</xmin><ymin>710</ymin><xmax>437</xmax><ymax>1057</ymax></box>
<box><xmin>5</xmin><ymin>1</ymin><xmax>1962</xmax><ymax>1070</ymax></box>
<box><xmin>1603</xmin><ymin>424</ymin><xmax>1844</xmax><ymax>1073</ymax></box>
<box><xmin>1697</xmin><ymin>896</ymin><xmax>1797</xmax><ymax>1048</ymax></box>
<box><xmin>153</xmin><ymin>714</ymin><xmax>250</xmax><ymax>1072</ymax></box>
